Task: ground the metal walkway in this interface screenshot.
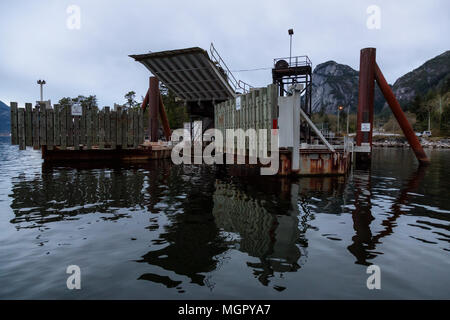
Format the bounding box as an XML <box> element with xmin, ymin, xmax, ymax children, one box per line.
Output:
<box><xmin>130</xmin><ymin>44</ymin><xmax>251</xmax><ymax>103</ymax></box>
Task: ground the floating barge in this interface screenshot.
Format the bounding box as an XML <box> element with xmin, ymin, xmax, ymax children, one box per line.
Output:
<box><xmin>41</xmin><ymin>143</ymin><xmax>173</xmax><ymax>162</ymax></box>
<box><xmin>10</xmin><ymin>45</ymin><xmax>354</xmax><ymax>176</ymax></box>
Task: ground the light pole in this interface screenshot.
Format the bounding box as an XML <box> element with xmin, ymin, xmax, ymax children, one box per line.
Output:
<box><xmin>37</xmin><ymin>79</ymin><xmax>46</xmax><ymax>102</ymax></box>
<box><xmin>338</xmin><ymin>105</ymin><xmax>343</xmax><ymax>135</ymax></box>
<box><xmin>288</xmin><ymin>28</ymin><xmax>294</xmax><ymax>65</ymax></box>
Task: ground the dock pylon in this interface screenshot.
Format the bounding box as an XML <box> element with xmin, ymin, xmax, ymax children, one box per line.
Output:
<box><xmin>355</xmin><ymin>48</ymin><xmax>429</xmax><ymax>166</ymax></box>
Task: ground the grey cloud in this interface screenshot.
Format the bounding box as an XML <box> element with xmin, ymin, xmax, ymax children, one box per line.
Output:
<box><xmin>0</xmin><ymin>0</ymin><xmax>449</xmax><ymax>107</ymax></box>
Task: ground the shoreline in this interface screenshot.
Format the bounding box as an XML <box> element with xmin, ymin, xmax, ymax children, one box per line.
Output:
<box><xmin>372</xmin><ymin>137</ymin><xmax>450</xmax><ymax>149</ymax></box>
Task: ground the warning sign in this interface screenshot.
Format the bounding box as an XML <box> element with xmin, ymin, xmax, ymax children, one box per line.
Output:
<box><xmin>71</xmin><ymin>103</ymin><xmax>82</xmax><ymax>116</ymax></box>
<box><xmin>361</xmin><ymin>123</ymin><xmax>371</xmax><ymax>132</ymax></box>
<box><xmin>235</xmin><ymin>96</ymin><xmax>241</xmax><ymax>110</ymax></box>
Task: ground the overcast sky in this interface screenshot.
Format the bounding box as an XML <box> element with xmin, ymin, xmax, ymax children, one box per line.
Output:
<box><xmin>1</xmin><ymin>0</ymin><xmax>449</xmax><ymax>107</ymax></box>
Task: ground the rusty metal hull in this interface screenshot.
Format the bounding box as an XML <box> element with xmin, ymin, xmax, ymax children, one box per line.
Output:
<box><xmin>219</xmin><ymin>148</ymin><xmax>351</xmax><ymax>177</ymax></box>
<box><xmin>283</xmin><ymin>149</ymin><xmax>350</xmax><ymax>176</ymax></box>
<box><xmin>41</xmin><ymin>146</ymin><xmax>172</xmax><ymax>163</ymax></box>
<box><xmin>297</xmin><ymin>150</ymin><xmax>350</xmax><ymax>176</ymax></box>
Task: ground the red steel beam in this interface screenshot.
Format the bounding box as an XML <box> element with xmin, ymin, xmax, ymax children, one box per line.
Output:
<box><xmin>158</xmin><ymin>93</ymin><xmax>171</xmax><ymax>141</ymax></box>
<box><xmin>141</xmin><ymin>89</ymin><xmax>149</xmax><ymax>111</ymax></box>
<box><xmin>356</xmin><ymin>48</ymin><xmax>376</xmax><ymax>148</ymax></box>
<box><xmin>374</xmin><ymin>63</ymin><xmax>430</xmax><ymax>164</ymax></box>
<box><xmin>141</xmin><ymin>86</ymin><xmax>171</xmax><ymax>140</ymax></box>
<box><xmin>149</xmin><ymin>77</ymin><xmax>160</xmax><ymax>142</ymax></box>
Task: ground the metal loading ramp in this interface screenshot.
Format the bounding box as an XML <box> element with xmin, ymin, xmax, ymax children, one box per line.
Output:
<box><xmin>129</xmin><ymin>47</ymin><xmax>237</xmax><ymax>102</ymax></box>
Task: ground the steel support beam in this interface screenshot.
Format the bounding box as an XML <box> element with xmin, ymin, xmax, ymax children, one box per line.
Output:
<box><xmin>158</xmin><ymin>93</ymin><xmax>171</xmax><ymax>141</ymax></box>
<box><xmin>149</xmin><ymin>77</ymin><xmax>160</xmax><ymax>142</ymax></box>
<box><xmin>356</xmin><ymin>48</ymin><xmax>376</xmax><ymax>166</ymax></box>
<box><xmin>141</xmin><ymin>89</ymin><xmax>149</xmax><ymax>110</ymax></box>
<box><xmin>299</xmin><ymin>107</ymin><xmax>335</xmax><ymax>153</ymax></box>
<box><xmin>374</xmin><ymin>63</ymin><xmax>430</xmax><ymax>164</ymax></box>
<box><xmin>142</xmin><ymin>89</ymin><xmax>171</xmax><ymax>141</ymax></box>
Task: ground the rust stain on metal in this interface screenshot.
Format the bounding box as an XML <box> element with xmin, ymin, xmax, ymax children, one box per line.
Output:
<box><xmin>299</xmin><ymin>150</ymin><xmax>349</xmax><ymax>175</ymax></box>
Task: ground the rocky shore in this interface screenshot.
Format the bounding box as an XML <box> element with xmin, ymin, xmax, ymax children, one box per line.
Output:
<box><xmin>372</xmin><ymin>137</ymin><xmax>450</xmax><ymax>149</ymax></box>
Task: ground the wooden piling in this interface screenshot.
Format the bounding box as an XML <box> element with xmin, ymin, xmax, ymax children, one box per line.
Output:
<box><xmin>121</xmin><ymin>108</ymin><xmax>128</xmax><ymax>148</ymax></box>
<box><xmin>74</xmin><ymin>116</ymin><xmax>80</xmax><ymax>150</ymax></box>
<box><xmin>40</xmin><ymin>106</ymin><xmax>47</xmax><ymax>146</ymax></box>
<box><xmin>18</xmin><ymin>108</ymin><xmax>26</xmax><ymax>150</ymax></box>
<box><xmin>92</xmin><ymin>106</ymin><xmax>98</xmax><ymax>147</ymax></box>
<box><xmin>60</xmin><ymin>105</ymin><xmax>67</xmax><ymax>150</ymax></box>
<box><xmin>105</xmin><ymin>107</ymin><xmax>111</xmax><ymax>147</ymax></box>
<box><xmin>138</xmin><ymin>108</ymin><xmax>144</xmax><ymax>145</ymax></box>
<box><xmin>54</xmin><ymin>105</ymin><xmax>61</xmax><ymax>146</ymax></box>
<box><xmin>25</xmin><ymin>103</ymin><xmax>32</xmax><ymax>147</ymax></box>
<box><xmin>111</xmin><ymin>110</ymin><xmax>117</xmax><ymax>149</ymax></box>
<box><xmin>10</xmin><ymin>102</ymin><xmax>147</xmax><ymax>152</ymax></box>
<box><xmin>86</xmin><ymin>107</ymin><xmax>92</xmax><ymax>150</ymax></box>
<box><xmin>80</xmin><ymin>105</ymin><xmax>86</xmax><ymax>146</ymax></box>
<box><xmin>10</xmin><ymin>102</ymin><xmax>18</xmax><ymax>145</ymax></box>
<box><xmin>47</xmin><ymin>109</ymin><xmax>54</xmax><ymax>150</ymax></box>
<box><xmin>116</xmin><ymin>107</ymin><xmax>122</xmax><ymax>147</ymax></box>
<box><xmin>99</xmin><ymin>109</ymin><xmax>105</xmax><ymax>149</ymax></box>
<box><xmin>67</xmin><ymin>105</ymin><xmax>74</xmax><ymax>147</ymax></box>
<box><xmin>127</xmin><ymin>108</ymin><xmax>133</xmax><ymax>147</ymax></box>
<box><xmin>32</xmin><ymin>107</ymin><xmax>40</xmax><ymax>149</ymax></box>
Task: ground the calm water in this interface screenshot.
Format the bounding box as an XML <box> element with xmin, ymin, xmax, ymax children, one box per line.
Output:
<box><xmin>0</xmin><ymin>136</ymin><xmax>449</xmax><ymax>299</ymax></box>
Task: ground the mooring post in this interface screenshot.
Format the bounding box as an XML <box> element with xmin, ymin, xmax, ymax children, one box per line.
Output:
<box><xmin>149</xmin><ymin>76</ymin><xmax>160</xmax><ymax>142</ymax></box>
<box><xmin>356</xmin><ymin>48</ymin><xmax>376</xmax><ymax>167</ymax></box>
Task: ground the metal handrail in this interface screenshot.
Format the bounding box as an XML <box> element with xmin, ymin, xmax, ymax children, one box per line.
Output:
<box><xmin>274</xmin><ymin>55</ymin><xmax>312</xmax><ymax>68</ymax></box>
<box><xmin>210</xmin><ymin>43</ymin><xmax>252</xmax><ymax>94</ymax></box>
<box><xmin>238</xmin><ymin>80</ymin><xmax>253</xmax><ymax>93</ymax></box>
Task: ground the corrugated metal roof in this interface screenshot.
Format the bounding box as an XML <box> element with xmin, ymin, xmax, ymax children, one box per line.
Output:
<box><xmin>130</xmin><ymin>47</ymin><xmax>236</xmax><ymax>102</ymax></box>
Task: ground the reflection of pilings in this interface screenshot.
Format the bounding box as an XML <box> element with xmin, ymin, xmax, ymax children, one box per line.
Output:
<box><xmin>146</xmin><ymin>160</ymin><xmax>172</xmax><ymax>213</ymax></box>
<box><xmin>137</xmin><ymin>165</ymin><xmax>228</xmax><ymax>288</ymax></box>
<box><xmin>347</xmin><ymin>170</ymin><xmax>375</xmax><ymax>265</ymax></box>
<box><xmin>372</xmin><ymin>165</ymin><xmax>428</xmax><ymax>242</ymax></box>
<box><xmin>348</xmin><ymin>166</ymin><xmax>428</xmax><ymax>265</ymax></box>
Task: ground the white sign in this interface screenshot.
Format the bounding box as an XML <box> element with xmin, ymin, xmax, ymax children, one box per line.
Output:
<box><xmin>361</xmin><ymin>123</ymin><xmax>371</xmax><ymax>132</ymax></box>
<box><xmin>235</xmin><ymin>96</ymin><xmax>241</xmax><ymax>111</ymax></box>
<box><xmin>71</xmin><ymin>103</ymin><xmax>82</xmax><ymax>116</ymax></box>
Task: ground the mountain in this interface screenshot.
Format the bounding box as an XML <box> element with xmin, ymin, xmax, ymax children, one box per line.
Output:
<box><xmin>0</xmin><ymin>101</ymin><xmax>10</xmax><ymax>135</ymax></box>
<box><xmin>389</xmin><ymin>50</ymin><xmax>450</xmax><ymax>110</ymax></box>
<box><xmin>311</xmin><ymin>60</ymin><xmax>385</xmax><ymax>114</ymax></box>
<box><xmin>311</xmin><ymin>50</ymin><xmax>450</xmax><ymax>114</ymax></box>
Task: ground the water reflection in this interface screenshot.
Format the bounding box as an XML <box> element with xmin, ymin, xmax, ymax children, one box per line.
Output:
<box><xmin>212</xmin><ymin>179</ymin><xmax>305</xmax><ymax>288</ymax></box>
<box><xmin>348</xmin><ymin>165</ymin><xmax>428</xmax><ymax>265</ymax></box>
<box><xmin>9</xmin><ymin>161</ymin><xmax>172</xmax><ymax>227</ymax></box>
<box><xmin>6</xmin><ymin>154</ymin><xmax>448</xmax><ymax>295</ymax></box>
<box><xmin>135</xmin><ymin>166</ymin><xmax>229</xmax><ymax>290</ymax></box>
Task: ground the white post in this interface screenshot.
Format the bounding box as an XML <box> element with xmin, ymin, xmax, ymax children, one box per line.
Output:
<box><xmin>37</xmin><ymin>79</ymin><xmax>46</xmax><ymax>102</ymax></box>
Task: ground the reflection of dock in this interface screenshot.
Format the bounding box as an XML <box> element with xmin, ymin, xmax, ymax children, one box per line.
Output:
<box><xmin>212</xmin><ymin>179</ymin><xmax>309</xmax><ymax>286</ymax></box>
